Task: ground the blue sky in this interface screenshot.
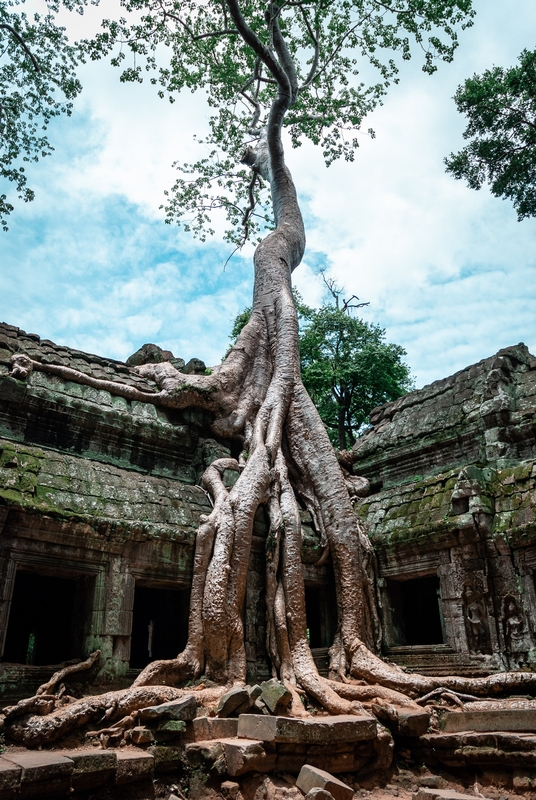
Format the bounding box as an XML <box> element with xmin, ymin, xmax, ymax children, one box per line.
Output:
<box><xmin>1</xmin><ymin>0</ymin><xmax>535</xmax><ymax>388</ymax></box>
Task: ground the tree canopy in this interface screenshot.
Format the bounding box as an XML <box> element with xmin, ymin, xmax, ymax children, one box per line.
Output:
<box><xmin>445</xmin><ymin>48</ymin><xmax>536</xmax><ymax>220</ymax></box>
<box><xmin>0</xmin><ymin>0</ymin><xmax>85</xmax><ymax>230</ymax></box>
<box><xmin>82</xmin><ymin>0</ymin><xmax>474</xmax><ymax>246</ymax></box>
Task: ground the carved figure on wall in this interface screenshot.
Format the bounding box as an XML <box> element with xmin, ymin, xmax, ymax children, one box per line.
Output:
<box><xmin>503</xmin><ymin>595</ymin><xmax>533</xmax><ymax>668</ymax></box>
<box><xmin>462</xmin><ymin>583</ymin><xmax>492</xmax><ymax>654</ymax></box>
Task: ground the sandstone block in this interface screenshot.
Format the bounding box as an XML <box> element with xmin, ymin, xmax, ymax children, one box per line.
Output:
<box><xmin>2</xmin><ymin>751</ymin><xmax>73</xmax><ymax>798</ymax></box>
<box><xmin>394</xmin><ymin>709</ymin><xmax>430</xmax><ymax>737</ymax></box>
<box><xmin>129</xmin><ymin>726</ymin><xmax>156</xmax><ymax>745</ymax></box>
<box><xmin>185</xmin><ymin>739</ymin><xmax>224</xmax><ymax>769</ymax></box>
<box><xmin>238</xmin><ymin>713</ymin><xmax>376</xmax><ymax>744</ymax></box>
<box><xmin>215</xmin><ymin>686</ymin><xmax>251</xmax><ymax>718</ymax></box>
<box><xmin>138</xmin><ymin>694</ymin><xmax>197</xmax><ymax>722</ymax></box>
<box><xmin>305</xmin><ymin>790</ymin><xmax>336</xmax><ymax>800</ymax></box>
<box><xmin>0</xmin><ymin>757</ymin><xmax>21</xmax><ymax>799</ymax></box>
<box><xmin>114</xmin><ymin>750</ymin><xmax>154</xmax><ymax>784</ymax></box>
<box><xmin>513</xmin><ymin>769</ymin><xmax>536</xmax><ymax>789</ymax></box>
<box><xmin>191</xmin><ymin>716</ymin><xmax>239</xmax><ymax>741</ymax></box>
<box><xmin>58</xmin><ymin>748</ymin><xmax>116</xmax><ymax>791</ymax></box>
<box><xmin>296</xmin><ymin>765</ymin><xmax>354</xmax><ymax>800</ymax></box>
<box><xmin>442</xmin><ymin>709</ymin><xmax>536</xmax><ymax>734</ymax></box>
<box><xmin>221</xmin><ymin>779</ymin><xmax>241</xmax><ymax>799</ymax></box>
<box><xmin>149</xmin><ymin>745</ymin><xmax>184</xmax><ymax>772</ymax></box>
<box><xmin>260</xmin><ymin>679</ymin><xmax>292</xmax><ymax>714</ymax></box>
<box><xmin>412</xmin><ymin>791</ymin><xmax>479</xmax><ymax>800</ymax></box>
<box><xmin>221</xmin><ymin>738</ymin><xmax>276</xmax><ymax>776</ymax></box>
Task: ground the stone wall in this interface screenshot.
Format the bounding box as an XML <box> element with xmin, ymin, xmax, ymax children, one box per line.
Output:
<box><xmin>354</xmin><ymin>343</ymin><xmax>536</xmax><ymax>676</ymax></box>
<box><xmin>1</xmin><ymin>319</ymin><xmax>535</xmax><ymax>699</ymax></box>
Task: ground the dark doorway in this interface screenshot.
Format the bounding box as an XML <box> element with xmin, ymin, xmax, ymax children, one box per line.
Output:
<box><xmin>130</xmin><ymin>586</ymin><xmax>190</xmax><ymax>668</ymax></box>
<box><xmin>3</xmin><ymin>571</ymin><xmax>81</xmax><ymax>665</ymax></box>
<box><xmin>386</xmin><ymin>575</ymin><xmax>444</xmax><ymax>646</ymax></box>
<box><xmin>305</xmin><ymin>584</ymin><xmax>338</xmax><ymax>648</ymax></box>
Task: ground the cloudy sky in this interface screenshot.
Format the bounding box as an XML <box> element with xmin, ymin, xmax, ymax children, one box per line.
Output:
<box><xmin>1</xmin><ymin>0</ymin><xmax>535</xmax><ymax>388</ymax></box>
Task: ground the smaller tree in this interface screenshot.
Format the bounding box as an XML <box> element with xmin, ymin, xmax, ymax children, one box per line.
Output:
<box><xmin>445</xmin><ymin>48</ymin><xmax>536</xmax><ymax>220</ymax></box>
<box><xmin>230</xmin><ymin>280</ymin><xmax>413</xmax><ymax>452</ymax></box>
<box><xmin>299</xmin><ymin>281</ymin><xmax>413</xmax><ymax>450</ymax></box>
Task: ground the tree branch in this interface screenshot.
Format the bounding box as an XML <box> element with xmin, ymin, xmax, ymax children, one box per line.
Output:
<box><xmin>0</xmin><ymin>23</ymin><xmax>39</xmax><ymax>71</ymax></box>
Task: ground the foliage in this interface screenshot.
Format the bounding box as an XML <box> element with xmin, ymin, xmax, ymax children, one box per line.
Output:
<box><xmin>230</xmin><ymin>285</ymin><xmax>413</xmax><ymax>449</ymax></box>
<box><xmin>84</xmin><ymin>0</ymin><xmax>475</xmax><ymax>246</ymax></box>
<box><xmin>0</xmin><ymin>0</ymin><xmax>86</xmax><ymax>230</ymax></box>
<box><xmin>445</xmin><ymin>49</ymin><xmax>536</xmax><ymax>220</ymax></box>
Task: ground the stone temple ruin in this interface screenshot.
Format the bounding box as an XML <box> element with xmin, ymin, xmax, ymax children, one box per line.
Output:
<box><xmin>0</xmin><ymin>320</ymin><xmax>536</xmax><ymax>798</ymax></box>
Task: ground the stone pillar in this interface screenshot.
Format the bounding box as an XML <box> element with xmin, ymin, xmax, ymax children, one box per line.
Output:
<box><xmin>100</xmin><ymin>557</ymin><xmax>135</xmax><ymax>680</ymax></box>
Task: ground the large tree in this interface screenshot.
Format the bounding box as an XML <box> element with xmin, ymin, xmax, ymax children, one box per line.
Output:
<box><xmin>7</xmin><ymin>0</ymin><xmax>536</xmax><ymax>749</ymax></box>
<box><xmin>445</xmin><ymin>48</ymin><xmax>536</xmax><ymax>219</ymax></box>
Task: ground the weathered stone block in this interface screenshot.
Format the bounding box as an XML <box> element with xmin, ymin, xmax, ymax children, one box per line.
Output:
<box><xmin>114</xmin><ymin>750</ymin><xmax>154</xmax><ymax>785</ymax></box>
<box><xmin>58</xmin><ymin>748</ymin><xmax>116</xmax><ymax>791</ymax></box>
<box><xmin>0</xmin><ymin>757</ymin><xmax>21</xmax><ymax>799</ymax></box>
<box><xmin>238</xmin><ymin>713</ymin><xmax>376</xmax><ymax>744</ymax></box>
<box><xmin>412</xmin><ymin>790</ymin><xmax>480</xmax><ymax>800</ymax></box>
<box><xmin>138</xmin><ymin>694</ymin><xmax>197</xmax><ymax>722</ymax></box>
<box><xmin>191</xmin><ymin>716</ymin><xmax>239</xmax><ymax>741</ymax></box>
<box><xmin>215</xmin><ymin>686</ymin><xmax>250</xmax><ymax>718</ymax></box>
<box><xmin>221</xmin><ymin>738</ymin><xmax>276</xmax><ymax>776</ymax></box>
<box><xmin>149</xmin><ymin>745</ymin><xmax>184</xmax><ymax>772</ymax></box>
<box><xmin>260</xmin><ymin>679</ymin><xmax>292</xmax><ymax>714</ymax></box>
<box><xmin>296</xmin><ymin>765</ymin><xmax>354</xmax><ymax>800</ymax></box>
<box><xmin>392</xmin><ymin>708</ymin><xmax>430</xmax><ymax>737</ymax></box>
<box><xmin>305</xmin><ymin>790</ymin><xmax>336</xmax><ymax>800</ymax></box>
<box><xmin>129</xmin><ymin>726</ymin><xmax>156</xmax><ymax>745</ymax></box>
<box><xmin>442</xmin><ymin>709</ymin><xmax>536</xmax><ymax>733</ymax></box>
<box><xmin>185</xmin><ymin>739</ymin><xmax>224</xmax><ymax>769</ymax></box>
<box><xmin>2</xmin><ymin>751</ymin><xmax>73</xmax><ymax>799</ymax></box>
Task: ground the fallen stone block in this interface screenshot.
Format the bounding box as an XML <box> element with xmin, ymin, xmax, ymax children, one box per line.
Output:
<box><xmin>260</xmin><ymin>679</ymin><xmax>292</xmax><ymax>714</ymax></box>
<box><xmin>395</xmin><ymin>709</ymin><xmax>430</xmax><ymax>737</ymax></box>
<box><xmin>58</xmin><ymin>748</ymin><xmax>116</xmax><ymax>791</ymax></box>
<box><xmin>129</xmin><ymin>726</ymin><xmax>156</xmax><ymax>745</ymax></box>
<box><xmin>296</xmin><ymin>765</ymin><xmax>353</xmax><ymax>800</ymax></box>
<box><xmin>221</xmin><ymin>779</ymin><xmax>241</xmax><ymax>799</ymax></box>
<box><xmin>191</xmin><ymin>716</ymin><xmax>239</xmax><ymax>741</ymax></box>
<box><xmin>185</xmin><ymin>739</ymin><xmax>224</xmax><ymax>770</ymax></box>
<box><xmin>0</xmin><ymin>756</ymin><xmax>21</xmax><ymax>800</ymax></box>
<box><xmin>138</xmin><ymin>694</ymin><xmax>197</xmax><ymax>722</ymax></box>
<box><xmin>114</xmin><ymin>750</ymin><xmax>154</xmax><ymax>785</ymax></box>
<box><xmin>153</xmin><ymin>719</ymin><xmax>187</xmax><ymax>741</ymax></box>
<box><xmin>412</xmin><ymin>790</ymin><xmax>480</xmax><ymax>800</ymax></box>
<box><xmin>234</xmin><ymin>684</ymin><xmax>264</xmax><ymax>716</ymax></box>
<box><xmin>442</xmin><ymin>709</ymin><xmax>536</xmax><ymax>734</ymax></box>
<box><xmin>221</xmin><ymin>738</ymin><xmax>276</xmax><ymax>777</ymax></box>
<box><xmin>513</xmin><ymin>770</ymin><xmax>536</xmax><ymax>790</ymax></box>
<box><xmin>2</xmin><ymin>751</ymin><xmax>74</xmax><ymax>798</ymax></box>
<box><xmin>215</xmin><ymin>686</ymin><xmax>251</xmax><ymax>718</ymax></box>
<box><xmin>305</xmin><ymin>790</ymin><xmax>336</xmax><ymax>800</ymax></box>
<box><xmin>238</xmin><ymin>713</ymin><xmax>376</xmax><ymax>744</ymax></box>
